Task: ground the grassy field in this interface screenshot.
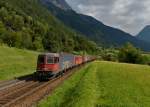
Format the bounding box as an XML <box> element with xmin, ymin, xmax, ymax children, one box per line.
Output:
<box><xmin>0</xmin><ymin>46</ymin><xmax>38</xmax><ymax>80</ymax></box>
<box><xmin>38</xmin><ymin>61</ymin><xmax>150</xmax><ymax>107</ymax></box>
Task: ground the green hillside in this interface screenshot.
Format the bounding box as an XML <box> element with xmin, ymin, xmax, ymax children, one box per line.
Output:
<box><xmin>0</xmin><ymin>45</ymin><xmax>38</xmax><ymax>80</ymax></box>
<box><xmin>39</xmin><ymin>61</ymin><xmax>150</xmax><ymax>107</ymax></box>
<box><xmin>0</xmin><ymin>0</ymin><xmax>97</xmax><ymax>54</ymax></box>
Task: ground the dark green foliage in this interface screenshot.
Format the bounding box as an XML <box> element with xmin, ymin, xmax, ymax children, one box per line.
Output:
<box><xmin>118</xmin><ymin>43</ymin><xmax>143</xmax><ymax>64</ymax></box>
<box><xmin>141</xmin><ymin>54</ymin><xmax>150</xmax><ymax>65</ymax></box>
<box><xmin>74</xmin><ymin>36</ymin><xmax>98</xmax><ymax>54</ymax></box>
<box><xmin>100</xmin><ymin>48</ymin><xmax>118</xmax><ymax>61</ymax></box>
<box><xmin>0</xmin><ymin>0</ymin><xmax>98</xmax><ymax>54</ymax></box>
<box><xmin>0</xmin><ymin>21</ymin><xmax>6</xmax><ymax>42</ymax></box>
<box><xmin>33</xmin><ymin>37</ymin><xmax>44</xmax><ymax>51</ymax></box>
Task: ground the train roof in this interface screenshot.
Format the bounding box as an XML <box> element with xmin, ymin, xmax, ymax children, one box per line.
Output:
<box><xmin>39</xmin><ymin>52</ymin><xmax>83</xmax><ymax>57</ymax></box>
<box><xmin>39</xmin><ymin>53</ymin><xmax>59</xmax><ymax>57</ymax></box>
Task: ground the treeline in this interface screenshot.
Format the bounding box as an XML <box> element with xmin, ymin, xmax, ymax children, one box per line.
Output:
<box><xmin>99</xmin><ymin>43</ymin><xmax>150</xmax><ymax>65</ymax></box>
<box><xmin>0</xmin><ymin>0</ymin><xmax>98</xmax><ymax>54</ymax></box>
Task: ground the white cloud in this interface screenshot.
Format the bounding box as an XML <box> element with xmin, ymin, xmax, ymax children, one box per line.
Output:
<box><xmin>66</xmin><ymin>0</ymin><xmax>150</xmax><ymax>35</ymax></box>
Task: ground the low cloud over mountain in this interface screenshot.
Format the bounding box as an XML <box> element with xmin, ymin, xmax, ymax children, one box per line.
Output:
<box><xmin>66</xmin><ymin>0</ymin><xmax>150</xmax><ymax>35</ymax></box>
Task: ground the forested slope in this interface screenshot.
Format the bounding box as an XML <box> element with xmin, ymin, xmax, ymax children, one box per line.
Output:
<box><xmin>0</xmin><ymin>0</ymin><xmax>98</xmax><ymax>54</ymax></box>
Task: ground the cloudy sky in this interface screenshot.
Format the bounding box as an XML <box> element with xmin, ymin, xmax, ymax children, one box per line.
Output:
<box><xmin>66</xmin><ymin>0</ymin><xmax>150</xmax><ymax>35</ymax></box>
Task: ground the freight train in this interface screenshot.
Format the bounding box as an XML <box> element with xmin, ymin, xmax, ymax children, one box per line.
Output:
<box><xmin>36</xmin><ymin>53</ymin><xmax>95</xmax><ymax>79</ymax></box>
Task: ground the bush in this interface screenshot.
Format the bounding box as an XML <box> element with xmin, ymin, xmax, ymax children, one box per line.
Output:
<box><xmin>118</xmin><ymin>43</ymin><xmax>143</xmax><ymax>64</ymax></box>
<box><xmin>141</xmin><ymin>54</ymin><xmax>150</xmax><ymax>65</ymax></box>
<box><xmin>100</xmin><ymin>48</ymin><xmax>118</xmax><ymax>62</ymax></box>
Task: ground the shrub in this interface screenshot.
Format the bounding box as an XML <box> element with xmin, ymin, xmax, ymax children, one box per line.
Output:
<box><xmin>141</xmin><ymin>54</ymin><xmax>150</xmax><ymax>65</ymax></box>
<box><xmin>100</xmin><ymin>48</ymin><xmax>118</xmax><ymax>62</ymax></box>
<box><xmin>118</xmin><ymin>43</ymin><xmax>143</xmax><ymax>64</ymax></box>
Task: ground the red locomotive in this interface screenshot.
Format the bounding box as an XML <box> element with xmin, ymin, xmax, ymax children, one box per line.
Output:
<box><xmin>36</xmin><ymin>53</ymin><xmax>95</xmax><ymax>79</ymax></box>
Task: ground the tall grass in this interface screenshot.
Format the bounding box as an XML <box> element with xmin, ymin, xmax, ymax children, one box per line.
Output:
<box><xmin>38</xmin><ymin>61</ymin><xmax>150</xmax><ymax>107</ymax></box>
<box><xmin>0</xmin><ymin>46</ymin><xmax>38</xmax><ymax>80</ymax></box>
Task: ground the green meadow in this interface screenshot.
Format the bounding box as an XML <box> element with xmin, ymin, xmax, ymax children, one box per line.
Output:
<box><xmin>38</xmin><ymin>61</ymin><xmax>150</xmax><ymax>107</ymax></box>
<box><xmin>0</xmin><ymin>46</ymin><xmax>38</xmax><ymax>80</ymax></box>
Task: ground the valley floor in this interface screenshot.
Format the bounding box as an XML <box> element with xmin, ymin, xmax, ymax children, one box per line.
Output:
<box><xmin>38</xmin><ymin>61</ymin><xmax>150</xmax><ymax>107</ymax></box>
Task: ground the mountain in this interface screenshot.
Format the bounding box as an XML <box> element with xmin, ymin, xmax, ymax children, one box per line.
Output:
<box><xmin>0</xmin><ymin>0</ymin><xmax>98</xmax><ymax>54</ymax></box>
<box><xmin>43</xmin><ymin>0</ymin><xmax>72</xmax><ymax>10</ymax></box>
<box><xmin>40</xmin><ymin>0</ymin><xmax>150</xmax><ymax>51</ymax></box>
<box><xmin>137</xmin><ymin>25</ymin><xmax>150</xmax><ymax>43</ymax></box>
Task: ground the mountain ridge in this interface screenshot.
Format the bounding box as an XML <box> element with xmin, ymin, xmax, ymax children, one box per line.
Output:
<box><xmin>40</xmin><ymin>0</ymin><xmax>150</xmax><ymax>51</ymax></box>
<box><xmin>41</xmin><ymin>0</ymin><xmax>72</xmax><ymax>10</ymax></box>
<box><xmin>137</xmin><ymin>25</ymin><xmax>150</xmax><ymax>43</ymax></box>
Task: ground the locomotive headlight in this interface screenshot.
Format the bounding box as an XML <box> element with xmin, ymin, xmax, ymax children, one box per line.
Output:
<box><xmin>43</xmin><ymin>68</ymin><xmax>48</xmax><ymax>71</ymax></box>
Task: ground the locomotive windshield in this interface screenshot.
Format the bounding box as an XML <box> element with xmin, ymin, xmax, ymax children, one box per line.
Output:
<box><xmin>47</xmin><ymin>56</ymin><xmax>59</xmax><ymax>64</ymax></box>
<box><xmin>47</xmin><ymin>57</ymin><xmax>54</xmax><ymax>64</ymax></box>
<box><xmin>38</xmin><ymin>55</ymin><xmax>45</xmax><ymax>64</ymax></box>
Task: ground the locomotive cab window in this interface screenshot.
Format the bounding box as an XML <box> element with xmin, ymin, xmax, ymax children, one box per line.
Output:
<box><xmin>47</xmin><ymin>56</ymin><xmax>54</xmax><ymax>64</ymax></box>
<box><xmin>38</xmin><ymin>55</ymin><xmax>45</xmax><ymax>64</ymax></box>
<box><xmin>47</xmin><ymin>56</ymin><xmax>59</xmax><ymax>64</ymax></box>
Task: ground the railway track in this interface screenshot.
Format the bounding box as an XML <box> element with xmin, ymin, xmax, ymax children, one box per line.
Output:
<box><xmin>0</xmin><ymin>65</ymin><xmax>84</xmax><ymax>107</ymax></box>
<box><xmin>0</xmin><ymin>74</ymin><xmax>33</xmax><ymax>91</ymax></box>
<box><xmin>0</xmin><ymin>80</ymin><xmax>20</xmax><ymax>91</ymax></box>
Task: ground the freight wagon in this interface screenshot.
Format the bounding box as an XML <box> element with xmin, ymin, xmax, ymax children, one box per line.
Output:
<box><xmin>75</xmin><ymin>55</ymin><xmax>83</xmax><ymax>65</ymax></box>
